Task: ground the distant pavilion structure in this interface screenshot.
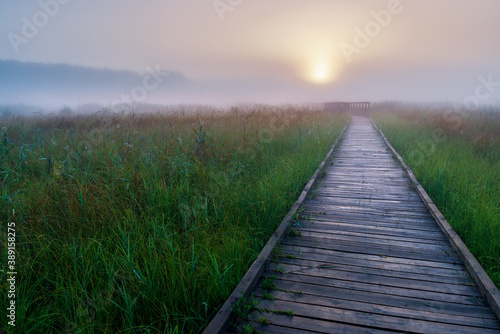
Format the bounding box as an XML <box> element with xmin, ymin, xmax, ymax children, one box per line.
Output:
<box><xmin>325</xmin><ymin>102</ymin><xmax>371</xmax><ymax>115</ymax></box>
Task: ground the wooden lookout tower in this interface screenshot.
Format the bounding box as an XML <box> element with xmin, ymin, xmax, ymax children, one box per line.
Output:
<box><xmin>325</xmin><ymin>102</ymin><xmax>371</xmax><ymax>115</ymax></box>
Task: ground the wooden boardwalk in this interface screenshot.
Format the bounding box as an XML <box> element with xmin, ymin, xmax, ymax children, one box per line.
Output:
<box><xmin>207</xmin><ymin>116</ymin><xmax>500</xmax><ymax>333</ymax></box>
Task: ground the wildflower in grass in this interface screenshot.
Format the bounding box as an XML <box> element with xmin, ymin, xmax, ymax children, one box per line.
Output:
<box><xmin>1</xmin><ymin>126</ymin><xmax>7</xmax><ymax>133</ymax></box>
<box><xmin>52</xmin><ymin>161</ymin><xmax>63</xmax><ymax>176</ymax></box>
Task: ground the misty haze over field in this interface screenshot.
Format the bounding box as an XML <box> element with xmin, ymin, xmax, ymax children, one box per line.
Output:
<box><xmin>0</xmin><ymin>1</ymin><xmax>499</xmax><ymax>109</ymax></box>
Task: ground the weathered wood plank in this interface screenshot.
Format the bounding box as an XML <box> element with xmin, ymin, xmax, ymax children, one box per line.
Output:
<box><xmin>259</xmin><ymin>272</ymin><xmax>485</xmax><ymax>305</ymax></box>
<box><xmin>313</xmin><ymin>191</ymin><xmax>421</xmax><ymax>201</ymax></box>
<box><xmin>302</xmin><ymin>212</ymin><xmax>442</xmax><ymax>228</ymax></box>
<box><xmin>306</xmin><ymin>199</ymin><xmax>429</xmax><ymax>212</ymax></box>
<box><xmin>301</xmin><ymin>211</ymin><xmax>439</xmax><ymax>225</ymax></box>
<box><xmin>280</xmin><ymin>243</ymin><xmax>460</xmax><ymax>270</ymax></box>
<box><xmin>265</xmin><ymin>264</ymin><xmax>480</xmax><ymax>296</ymax></box>
<box><xmin>286</xmin><ymin>235</ymin><xmax>458</xmax><ymax>262</ymax></box>
<box><xmin>294</xmin><ymin>220</ymin><xmax>447</xmax><ymax>239</ymax></box>
<box><xmin>272</xmin><ymin>261</ymin><xmax>473</xmax><ymax>286</ymax></box>
<box><xmin>308</xmin><ymin>193</ymin><xmax>428</xmax><ymax>204</ymax></box>
<box><xmin>295</xmin><ymin>226</ymin><xmax>450</xmax><ymax>245</ymax></box>
<box><xmin>291</xmin><ymin>230</ymin><xmax>456</xmax><ymax>252</ymax></box>
<box><xmin>274</xmin><ymin>256</ymin><xmax>468</xmax><ymax>279</ymax></box>
<box><xmin>304</xmin><ymin>204</ymin><xmax>433</xmax><ymax>218</ymax></box>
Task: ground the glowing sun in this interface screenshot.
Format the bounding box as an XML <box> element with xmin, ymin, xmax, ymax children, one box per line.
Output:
<box><xmin>306</xmin><ymin>60</ymin><xmax>337</xmax><ymax>84</ymax></box>
<box><xmin>314</xmin><ymin>62</ymin><xmax>329</xmax><ymax>81</ymax></box>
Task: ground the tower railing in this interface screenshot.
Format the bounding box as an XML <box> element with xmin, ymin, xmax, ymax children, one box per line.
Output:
<box><xmin>325</xmin><ymin>102</ymin><xmax>371</xmax><ymax>115</ymax></box>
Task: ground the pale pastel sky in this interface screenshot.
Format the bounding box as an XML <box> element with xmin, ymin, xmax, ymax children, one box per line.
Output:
<box><xmin>1</xmin><ymin>0</ymin><xmax>500</xmax><ymax>106</ymax></box>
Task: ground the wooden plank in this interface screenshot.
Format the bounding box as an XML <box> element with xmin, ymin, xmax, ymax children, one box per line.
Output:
<box><xmin>301</xmin><ymin>210</ymin><xmax>439</xmax><ymax>225</ymax></box>
<box><xmin>300</xmin><ymin>217</ymin><xmax>443</xmax><ymax>233</ymax></box>
<box><xmin>322</xmin><ymin>172</ymin><xmax>408</xmax><ymax>178</ymax></box>
<box><xmin>266</xmin><ymin>264</ymin><xmax>479</xmax><ymax>296</ymax></box>
<box><xmin>312</xmin><ymin>192</ymin><xmax>423</xmax><ymax>202</ymax></box>
<box><xmin>273</xmin><ymin>261</ymin><xmax>472</xmax><ymax>286</ymax></box>
<box><xmin>293</xmin><ymin>230</ymin><xmax>456</xmax><ymax>252</ymax></box>
<box><xmin>274</xmin><ymin>252</ymin><xmax>468</xmax><ymax>279</ymax></box>
<box><xmin>308</xmin><ymin>193</ymin><xmax>428</xmax><ymax>204</ymax></box>
<box><xmin>307</xmin><ymin>197</ymin><xmax>429</xmax><ymax>209</ymax></box>
<box><xmin>280</xmin><ymin>244</ymin><xmax>459</xmax><ymax>271</ymax></box>
<box><xmin>285</xmin><ymin>236</ymin><xmax>461</xmax><ymax>264</ymax></box>
<box><xmin>304</xmin><ymin>204</ymin><xmax>432</xmax><ymax>218</ymax></box>
<box><xmin>315</xmin><ymin>183</ymin><xmax>416</xmax><ymax>193</ymax></box>
<box><xmin>302</xmin><ymin>210</ymin><xmax>440</xmax><ymax>225</ymax></box>
<box><xmin>259</xmin><ymin>272</ymin><xmax>485</xmax><ymax>305</ymax></box>
<box><xmin>305</xmin><ymin>200</ymin><xmax>429</xmax><ymax>213</ymax></box>
<box><xmin>295</xmin><ymin>225</ymin><xmax>450</xmax><ymax>244</ymax></box>
<box><xmin>321</xmin><ymin>176</ymin><xmax>411</xmax><ymax>183</ymax></box>
<box><xmin>289</xmin><ymin>232</ymin><xmax>455</xmax><ymax>255</ymax></box>
<box><xmin>294</xmin><ymin>220</ymin><xmax>447</xmax><ymax>239</ymax></box>
<box><xmin>298</xmin><ymin>222</ymin><xmax>443</xmax><ymax>237</ymax></box>
<box><xmin>331</xmin><ymin>165</ymin><xmax>401</xmax><ymax>169</ymax></box>
<box><xmin>315</xmin><ymin>181</ymin><xmax>413</xmax><ymax>191</ymax></box>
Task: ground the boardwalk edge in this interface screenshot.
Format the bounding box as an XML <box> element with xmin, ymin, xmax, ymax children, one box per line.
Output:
<box><xmin>372</xmin><ymin>118</ymin><xmax>500</xmax><ymax>321</ymax></box>
<box><xmin>202</xmin><ymin>123</ymin><xmax>349</xmax><ymax>334</ymax></box>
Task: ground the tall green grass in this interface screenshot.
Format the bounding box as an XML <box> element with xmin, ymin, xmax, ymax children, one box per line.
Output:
<box><xmin>373</xmin><ymin>110</ymin><xmax>500</xmax><ymax>288</ymax></box>
<box><xmin>0</xmin><ymin>106</ymin><xmax>348</xmax><ymax>333</ymax></box>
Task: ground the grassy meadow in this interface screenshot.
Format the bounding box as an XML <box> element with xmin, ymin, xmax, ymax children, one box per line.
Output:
<box><xmin>373</xmin><ymin>107</ymin><xmax>500</xmax><ymax>288</ymax></box>
<box><xmin>0</xmin><ymin>105</ymin><xmax>348</xmax><ymax>333</ymax></box>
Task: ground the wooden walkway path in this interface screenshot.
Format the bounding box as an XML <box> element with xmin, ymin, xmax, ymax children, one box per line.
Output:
<box><xmin>206</xmin><ymin>116</ymin><xmax>500</xmax><ymax>333</ymax></box>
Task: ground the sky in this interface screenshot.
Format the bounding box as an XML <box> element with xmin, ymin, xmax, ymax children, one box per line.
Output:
<box><xmin>1</xmin><ymin>0</ymin><xmax>500</xmax><ymax>107</ymax></box>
